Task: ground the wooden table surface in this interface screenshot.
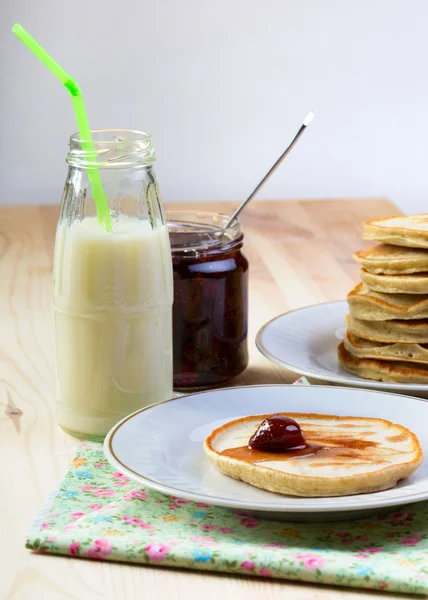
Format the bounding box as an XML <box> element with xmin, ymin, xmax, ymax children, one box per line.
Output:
<box><xmin>2</xmin><ymin>198</ymin><xmax>422</xmax><ymax>600</ymax></box>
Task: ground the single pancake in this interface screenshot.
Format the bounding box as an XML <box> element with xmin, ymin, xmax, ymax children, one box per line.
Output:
<box><xmin>361</xmin><ymin>269</ymin><xmax>428</xmax><ymax>294</ymax></box>
<box><xmin>204</xmin><ymin>411</ymin><xmax>423</xmax><ymax>497</ymax></box>
<box><xmin>347</xmin><ymin>282</ymin><xmax>428</xmax><ymax>320</ymax></box>
<box><xmin>346</xmin><ymin>313</ymin><xmax>428</xmax><ymax>343</ymax></box>
<box><xmin>339</xmin><ymin>341</ymin><xmax>428</xmax><ymax>384</ymax></box>
<box><xmin>364</xmin><ymin>214</ymin><xmax>428</xmax><ymax>248</ymax></box>
<box><xmin>353</xmin><ymin>244</ymin><xmax>428</xmax><ymax>275</ymax></box>
<box><xmin>344</xmin><ymin>330</ymin><xmax>428</xmax><ymax>364</ymax></box>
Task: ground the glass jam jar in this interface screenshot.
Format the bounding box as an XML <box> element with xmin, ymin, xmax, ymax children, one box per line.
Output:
<box><xmin>168</xmin><ymin>211</ymin><xmax>249</xmax><ymax>390</ymax></box>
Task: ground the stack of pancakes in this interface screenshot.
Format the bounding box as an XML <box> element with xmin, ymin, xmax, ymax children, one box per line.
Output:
<box><xmin>338</xmin><ymin>214</ymin><xmax>428</xmax><ymax>383</ymax></box>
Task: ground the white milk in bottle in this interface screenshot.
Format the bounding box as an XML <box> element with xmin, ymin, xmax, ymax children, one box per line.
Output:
<box><xmin>53</xmin><ymin>130</ymin><xmax>173</xmax><ymax>438</ymax></box>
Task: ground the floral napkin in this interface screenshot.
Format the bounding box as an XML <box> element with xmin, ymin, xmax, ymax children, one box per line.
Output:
<box><xmin>27</xmin><ymin>378</ymin><xmax>428</xmax><ymax>595</ymax></box>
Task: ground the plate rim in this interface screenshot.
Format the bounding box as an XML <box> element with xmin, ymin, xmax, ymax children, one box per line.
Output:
<box><xmin>256</xmin><ymin>300</ymin><xmax>428</xmax><ymax>392</ymax></box>
<box><xmin>104</xmin><ymin>384</ymin><xmax>428</xmax><ymax>514</ymax></box>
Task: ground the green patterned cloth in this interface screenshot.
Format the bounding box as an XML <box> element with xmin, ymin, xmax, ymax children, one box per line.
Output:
<box><xmin>27</xmin><ymin>381</ymin><xmax>428</xmax><ymax>594</ymax></box>
<box><xmin>27</xmin><ymin>445</ymin><xmax>428</xmax><ymax>594</ymax></box>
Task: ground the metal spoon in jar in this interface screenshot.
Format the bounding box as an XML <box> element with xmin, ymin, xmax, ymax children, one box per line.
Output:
<box><xmin>222</xmin><ymin>111</ymin><xmax>315</xmax><ymax>231</ymax></box>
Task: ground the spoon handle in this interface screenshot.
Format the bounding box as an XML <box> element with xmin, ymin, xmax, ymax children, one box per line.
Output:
<box><xmin>224</xmin><ymin>111</ymin><xmax>315</xmax><ymax>229</ymax></box>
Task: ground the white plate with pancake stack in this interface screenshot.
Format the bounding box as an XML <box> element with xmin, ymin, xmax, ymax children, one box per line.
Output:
<box><xmin>257</xmin><ymin>214</ymin><xmax>428</xmax><ymax>396</ymax></box>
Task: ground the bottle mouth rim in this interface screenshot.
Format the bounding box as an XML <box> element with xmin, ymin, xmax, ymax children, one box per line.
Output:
<box><xmin>67</xmin><ymin>129</ymin><xmax>156</xmax><ymax>168</ymax></box>
<box><xmin>69</xmin><ymin>129</ymin><xmax>152</xmax><ymax>145</ymax></box>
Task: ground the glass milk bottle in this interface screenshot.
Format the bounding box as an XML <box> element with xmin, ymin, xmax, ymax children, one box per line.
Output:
<box><xmin>53</xmin><ymin>130</ymin><xmax>173</xmax><ymax>440</ymax></box>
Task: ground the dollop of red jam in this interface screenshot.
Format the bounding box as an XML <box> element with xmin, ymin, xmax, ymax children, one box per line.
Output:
<box><xmin>248</xmin><ymin>414</ymin><xmax>306</xmax><ymax>452</ymax></box>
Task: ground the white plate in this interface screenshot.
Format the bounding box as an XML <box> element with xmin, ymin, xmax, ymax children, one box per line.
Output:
<box><xmin>104</xmin><ymin>385</ymin><xmax>428</xmax><ymax>521</ymax></box>
<box><xmin>256</xmin><ymin>300</ymin><xmax>428</xmax><ymax>395</ymax></box>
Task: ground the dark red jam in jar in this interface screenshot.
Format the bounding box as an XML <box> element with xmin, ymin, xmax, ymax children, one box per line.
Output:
<box><xmin>168</xmin><ymin>211</ymin><xmax>249</xmax><ymax>390</ymax></box>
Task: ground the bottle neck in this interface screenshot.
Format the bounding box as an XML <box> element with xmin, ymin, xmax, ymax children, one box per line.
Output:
<box><xmin>60</xmin><ymin>130</ymin><xmax>165</xmax><ymax>229</ymax></box>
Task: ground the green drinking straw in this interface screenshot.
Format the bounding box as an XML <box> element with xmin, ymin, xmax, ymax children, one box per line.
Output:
<box><xmin>12</xmin><ymin>24</ymin><xmax>112</xmax><ymax>231</ymax></box>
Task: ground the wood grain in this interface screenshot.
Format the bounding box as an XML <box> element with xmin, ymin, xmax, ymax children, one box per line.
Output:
<box><xmin>3</xmin><ymin>199</ymin><xmax>421</xmax><ymax>600</ymax></box>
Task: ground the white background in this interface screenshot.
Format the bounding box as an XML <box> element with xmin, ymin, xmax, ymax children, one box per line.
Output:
<box><xmin>2</xmin><ymin>0</ymin><xmax>428</xmax><ymax>213</ymax></box>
